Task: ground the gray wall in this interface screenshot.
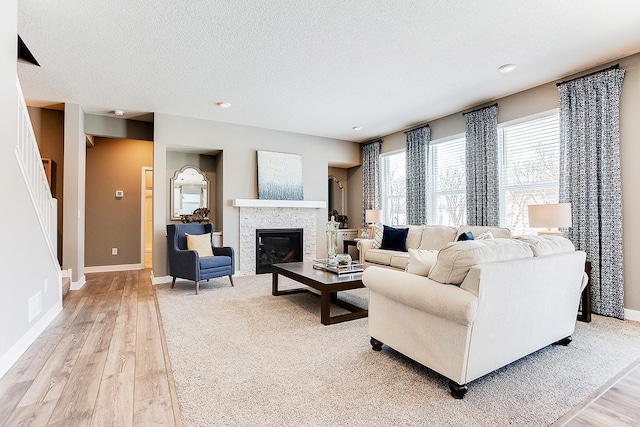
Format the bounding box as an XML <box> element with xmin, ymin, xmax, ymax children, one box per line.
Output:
<box><xmin>373</xmin><ymin>53</ymin><xmax>640</xmax><ymax>313</ymax></box>
<box><xmin>153</xmin><ymin>114</ymin><xmax>361</xmax><ymax>277</ymax></box>
<box><xmin>85</xmin><ymin>114</ymin><xmax>154</xmax><ymax>141</ymax></box>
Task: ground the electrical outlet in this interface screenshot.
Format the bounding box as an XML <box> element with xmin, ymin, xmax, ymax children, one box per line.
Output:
<box><xmin>112</xmin><ymin>248</ymin><xmax>118</xmax><ymax>255</ymax></box>
<box><xmin>28</xmin><ymin>292</ymin><xmax>42</xmax><ymax>321</ymax></box>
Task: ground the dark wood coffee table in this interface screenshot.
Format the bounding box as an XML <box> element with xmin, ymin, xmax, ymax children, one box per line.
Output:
<box><xmin>271</xmin><ymin>262</ymin><xmax>367</xmax><ymax>325</ymax></box>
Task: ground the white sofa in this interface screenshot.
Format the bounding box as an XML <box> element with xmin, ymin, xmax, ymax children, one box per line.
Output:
<box><xmin>362</xmin><ymin>235</ymin><xmax>588</xmax><ymax>398</ymax></box>
<box><xmin>356</xmin><ymin>224</ymin><xmax>512</xmax><ymax>270</ymax></box>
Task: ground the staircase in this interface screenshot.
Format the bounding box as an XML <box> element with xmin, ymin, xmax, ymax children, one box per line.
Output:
<box><xmin>15</xmin><ymin>78</ymin><xmax>62</xmax><ymax>288</ymax></box>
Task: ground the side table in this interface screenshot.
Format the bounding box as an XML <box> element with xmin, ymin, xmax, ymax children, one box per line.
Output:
<box><xmin>578</xmin><ymin>261</ymin><xmax>592</xmax><ymax>323</ymax></box>
<box><xmin>343</xmin><ymin>239</ymin><xmax>358</xmax><ymax>255</ymax></box>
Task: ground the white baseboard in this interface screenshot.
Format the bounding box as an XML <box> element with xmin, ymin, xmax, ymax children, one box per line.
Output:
<box><xmin>84</xmin><ymin>263</ymin><xmax>143</xmax><ymax>274</ymax></box>
<box><xmin>0</xmin><ymin>303</ymin><xmax>62</xmax><ymax>379</ymax></box>
<box><xmin>70</xmin><ymin>275</ymin><xmax>86</xmax><ymax>290</ymax></box>
<box><xmin>152</xmin><ymin>275</ymin><xmax>171</xmax><ymax>285</ymax></box>
<box><xmin>625</xmin><ymin>308</ymin><xmax>640</xmax><ymax>322</ymax></box>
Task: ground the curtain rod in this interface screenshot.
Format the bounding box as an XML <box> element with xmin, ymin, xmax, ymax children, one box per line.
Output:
<box><xmin>556</xmin><ymin>64</ymin><xmax>620</xmax><ymax>87</ymax></box>
<box><xmin>462</xmin><ymin>103</ymin><xmax>498</xmax><ymax>116</ymax></box>
<box><xmin>363</xmin><ymin>138</ymin><xmax>383</xmax><ymax>145</ymax></box>
<box><xmin>403</xmin><ymin>123</ymin><xmax>430</xmax><ymax>134</ymax></box>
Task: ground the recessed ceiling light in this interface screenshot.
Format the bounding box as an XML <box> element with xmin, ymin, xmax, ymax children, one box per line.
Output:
<box><xmin>113</xmin><ymin>109</ymin><xmax>125</xmax><ymax>116</ymax></box>
<box><xmin>498</xmin><ymin>64</ymin><xmax>516</xmax><ymax>73</ymax></box>
<box><xmin>216</xmin><ymin>101</ymin><xmax>231</xmax><ymax>108</ymax></box>
<box><xmin>352</xmin><ymin>126</ymin><xmax>362</xmax><ymax>131</ymax></box>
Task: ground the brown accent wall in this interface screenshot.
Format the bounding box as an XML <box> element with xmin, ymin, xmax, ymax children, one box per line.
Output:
<box><xmin>85</xmin><ymin>137</ymin><xmax>153</xmax><ymax>267</ymax></box>
<box><xmin>28</xmin><ymin>106</ymin><xmax>65</xmax><ymax>262</ymax></box>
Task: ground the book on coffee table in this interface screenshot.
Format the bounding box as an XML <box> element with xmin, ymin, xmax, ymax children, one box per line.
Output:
<box><xmin>312</xmin><ymin>262</ymin><xmax>364</xmax><ymax>275</ymax></box>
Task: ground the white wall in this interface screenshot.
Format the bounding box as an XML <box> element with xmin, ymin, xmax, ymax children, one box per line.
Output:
<box><xmin>153</xmin><ymin>113</ymin><xmax>361</xmax><ymax>277</ymax></box>
<box><xmin>0</xmin><ymin>1</ymin><xmax>63</xmax><ymax>378</ymax></box>
<box><xmin>375</xmin><ymin>54</ymin><xmax>640</xmax><ymax>313</ymax></box>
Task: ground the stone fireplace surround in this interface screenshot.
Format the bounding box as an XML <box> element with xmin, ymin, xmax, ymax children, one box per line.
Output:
<box><xmin>233</xmin><ymin>199</ymin><xmax>325</xmax><ymax>275</ymax></box>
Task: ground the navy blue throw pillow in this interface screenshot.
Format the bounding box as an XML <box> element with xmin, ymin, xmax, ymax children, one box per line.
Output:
<box><xmin>380</xmin><ymin>225</ymin><xmax>410</xmax><ymax>252</ymax></box>
<box><xmin>457</xmin><ymin>231</ymin><xmax>474</xmax><ymax>241</ymax></box>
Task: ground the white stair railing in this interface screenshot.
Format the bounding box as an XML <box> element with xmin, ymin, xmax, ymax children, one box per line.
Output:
<box><xmin>14</xmin><ymin>77</ymin><xmax>59</xmax><ymax>267</ymax></box>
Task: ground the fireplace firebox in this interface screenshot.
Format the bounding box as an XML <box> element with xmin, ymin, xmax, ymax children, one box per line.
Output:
<box><xmin>256</xmin><ymin>228</ymin><xmax>303</xmax><ymax>274</ymax></box>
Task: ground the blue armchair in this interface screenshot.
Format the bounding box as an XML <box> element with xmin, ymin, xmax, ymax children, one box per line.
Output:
<box><xmin>167</xmin><ymin>223</ymin><xmax>235</xmax><ymax>294</ymax></box>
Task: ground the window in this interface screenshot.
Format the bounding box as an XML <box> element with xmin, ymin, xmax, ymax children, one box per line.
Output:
<box><xmin>380</xmin><ymin>151</ymin><xmax>406</xmax><ymax>225</ymax></box>
<box><xmin>499</xmin><ymin>113</ymin><xmax>560</xmax><ymax>234</ymax></box>
<box><xmin>428</xmin><ymin>136</ymin><xmax>466</xmax><ymax>227</ymax></box>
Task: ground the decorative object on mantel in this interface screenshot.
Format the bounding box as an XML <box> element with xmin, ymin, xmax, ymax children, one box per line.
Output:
<box><xmin>180</xmin><ymin>208</ymin><xmax>210</xmax><ymax>223</ymax></box>
<box><xmin>328</xmin><ymin>209</ymin><xmax>348</xmax><ymax>229</ymax></box>
<box><xmin>326</xmin><ymin>215</ymin><xmax>339</xmax><ymax>265</ymax></box>
<box><xmin>257</xmin><ymin>150</ymin><xmax>303</xmax><ymax>200</ymax></box>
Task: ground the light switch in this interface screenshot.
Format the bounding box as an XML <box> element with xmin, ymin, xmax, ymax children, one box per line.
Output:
<box><xmin>115</xmin><ymin>190</ymin><xmax>124</xmax><ymax>198</ymax></box>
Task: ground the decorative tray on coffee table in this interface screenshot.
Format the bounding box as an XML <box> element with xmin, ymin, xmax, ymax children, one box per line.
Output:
<box><xmin>312</xmin><ymin>260</ymin><xmax>364</xmax><ymax>275</ymax></box>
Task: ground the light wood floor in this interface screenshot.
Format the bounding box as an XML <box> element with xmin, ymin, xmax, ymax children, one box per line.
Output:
<box><xmin>1</xmin><ymin>270</ymin><xmax>638</xmax><ymax>427</ymax></box>
<box><xmin>0</xmin><ymin>270</ymin><xmax>182</xmax><ymax>427</ymax></box>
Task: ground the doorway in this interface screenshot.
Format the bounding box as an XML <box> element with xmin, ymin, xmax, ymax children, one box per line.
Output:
<box><xmin>142</xmin><ymin>167</ymin><xmax>153</xmax><ymax>269</ymax></box>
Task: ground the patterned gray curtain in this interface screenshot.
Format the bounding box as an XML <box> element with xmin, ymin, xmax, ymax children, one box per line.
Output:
<box><xmin>362</xmin><ymin>139</ymin><xmax>382</xmax><ymax>225</ymax></box>
<box><xmin>558</xmin><ymin>67</ymin><xmax>625</xmax><ymax>319</ymax></box>
<box><xmin>405</xmin><ymin>126</ymin><xmax>430</xmax><ymax>224</ymax></box>
<box><xmin>464</xmin><ymin>104</ymin><xmax>499</xmax><ymax>226</ymax></box>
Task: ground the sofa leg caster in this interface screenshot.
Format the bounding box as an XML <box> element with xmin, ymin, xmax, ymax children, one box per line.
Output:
<box><xmin>370</xmin><ymin>337</ymin><xmax>383</xmax><ymax>351</ymax></box>
<box><xmin>171</xmin><ymin>277</ymin><xmax>176</xmax><ymax>289</ymax></box>
<box><xmin>449</xmin><ymin>381</ymin><xmax>468</xmax><ymax>399</ymax></box>
<box><xmin>195</xmin><ymin>281</ymin><xmax>199</xmax><ymax>295</ymax></box>
<box><xmin>554</xmin><ymin>336</ymin><xmax>572</xmax><ymax>346</ymax></box>
<box><xmin>229</xmin><ymin>275</ymin><xmax>234</xmax><ymax>286</ymax></box>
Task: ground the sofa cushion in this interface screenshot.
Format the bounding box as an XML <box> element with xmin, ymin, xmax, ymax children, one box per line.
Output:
<box><xmin>390</xmin><ymin>253</ymin><xmax>411</xmax><ymax>269</ymax></box>
<box><xmin>405</xmin><ymin>225</ymin><xmax>425</xmax><ymax>249</ymax></box>
<box><xmin>365</xmin><ymin>248</ymin><xmax>397</xmax><ymax>266</ymax></box>
<box><xmin>428</xmin><ymin>238</ymin><xmax>533</xmax><ymax>285</ymax></box>
<box><xmin>513</xmin><ymin>235</ymin><xmax>575</xmax><ymax>256</ymax></box>
<box><xmin>185</xmin><ymin>232</ymin><xmax>214</xmax><ymax>257</ymax></box>
<box><xmin>405</xmin><ymin>248</ymin><xmax>439</xmax><ymax>276</ymax></box>
<box><xmin>456</xmin><ymin>225</ymin><xmax>512</xmax><ymax>239</ymax></box>
<box><xmin>380</xmin><ymin>225</ymin><xmax>409</xmax><ymax>252</ymax></box>
<box><xmin>418</xmin><ymin>225</ymin><xmax>457</xmax><ymax>250</ymax></box>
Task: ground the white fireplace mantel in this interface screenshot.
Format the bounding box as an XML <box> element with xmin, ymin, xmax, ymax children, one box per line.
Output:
<box><xmin>232</xmin><ymin>199</ymin><xmax>326</xmax><ymax>208</ymax></box>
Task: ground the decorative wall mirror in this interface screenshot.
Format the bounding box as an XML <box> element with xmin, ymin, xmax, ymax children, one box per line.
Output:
<box><xmin>328</xmin><ymin>175</ymin><xmax>345</xmax><ymax>214</ymax></box>
<box><xmin>170</xmin><ymin>165</ymin><xmax>209</xmax><ymax>220</ymax></box>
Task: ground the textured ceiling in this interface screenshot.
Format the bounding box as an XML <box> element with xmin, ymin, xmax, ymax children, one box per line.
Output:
<box><xmin>17</xmin><ymin>0</ymin><xmax>640</xmax><ymax>142</ymax></box>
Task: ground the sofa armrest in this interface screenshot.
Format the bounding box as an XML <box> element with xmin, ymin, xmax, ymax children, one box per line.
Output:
<box><xmin>357</xmin><ymin>239</ymin><xmax>376</xmax><ymax>264</ymax></box>
<box><xmin>212</xmin><ymin>246</ymin><xmax>234</xmax><ymax>258</ymax></box>
<box><xmin>363</xmin><ymin>266</ymin><xmax>477</xmax><ymax>326</ymax></box>
<box><xmin>168</xmin><ymin>248</ymin><xmax>199</xmax><ymax>280</ymax></box>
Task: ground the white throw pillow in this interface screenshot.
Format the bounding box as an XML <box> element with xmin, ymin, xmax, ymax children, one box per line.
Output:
<box><xmin>513</xmin><ymin>235</ymin><xmax>575</xmax><ymax>256</ymax></box>
<box><xmin>428</xmin><ymin>239</ymin><xmax>533</xmax><ymax>285</ymax></box>
<box><xmin>186</xmin><ymin>232</ymin><xmax>214</xmax><ymax>257</ymax></box>
<box><xmin>371</xmin><ymin>225</ymin><xmax>384</xmax><ymax>249</ymax></box>
<box><xmin>477</xmin><ymin>230</ymin><xmax>494</xmax><ymax>240</ymax></box>
<box><xmin>405</xmin><ymin>248</ymin><xmax>439</xmax><ymax>276</ymax></box>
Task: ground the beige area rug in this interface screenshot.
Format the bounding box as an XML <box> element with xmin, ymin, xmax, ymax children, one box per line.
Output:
<box><xmin>155</xmin><ymin>275</ymin><xmax>640</xmax><ymax>427</ymax></box>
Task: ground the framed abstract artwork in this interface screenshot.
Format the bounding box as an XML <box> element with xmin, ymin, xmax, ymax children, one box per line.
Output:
<box><xmin>257</xmin><ymin>150</ymin><xmax>303</xmax><ymax>200</ymax></box>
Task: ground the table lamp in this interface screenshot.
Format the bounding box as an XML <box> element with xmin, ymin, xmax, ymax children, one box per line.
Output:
<box><xmin>527</xmin><ymin>203</ymin><xmax>572</xmax><ymax>235</ymax></box>
<box><xmin>365</xmin><ymin>209</ymin><xmax>382</xmax><ymax>226</ymax></box>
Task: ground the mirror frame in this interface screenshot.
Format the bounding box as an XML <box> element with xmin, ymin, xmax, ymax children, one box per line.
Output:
<box><xmin>170</xmin><ymin>165</ymin><xmax>210</xmax><ymax>221</ymax></box>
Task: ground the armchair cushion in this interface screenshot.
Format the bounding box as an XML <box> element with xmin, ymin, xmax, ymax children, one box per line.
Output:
<box><xmin>186</xmin><ymin>232</ymin><xmax>214</xmax><ymax>257</ymax></box>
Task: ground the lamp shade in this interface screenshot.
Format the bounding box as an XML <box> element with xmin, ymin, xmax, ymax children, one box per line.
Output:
<box><xmin>528</xmin><ymin>203</ymin><xmax>572</xmax><ymax>228</ymax></box>
<box><xmin>365</xmin><ymin>209</ymin><xmax>382</xmax><ymax>224</ymax></box>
